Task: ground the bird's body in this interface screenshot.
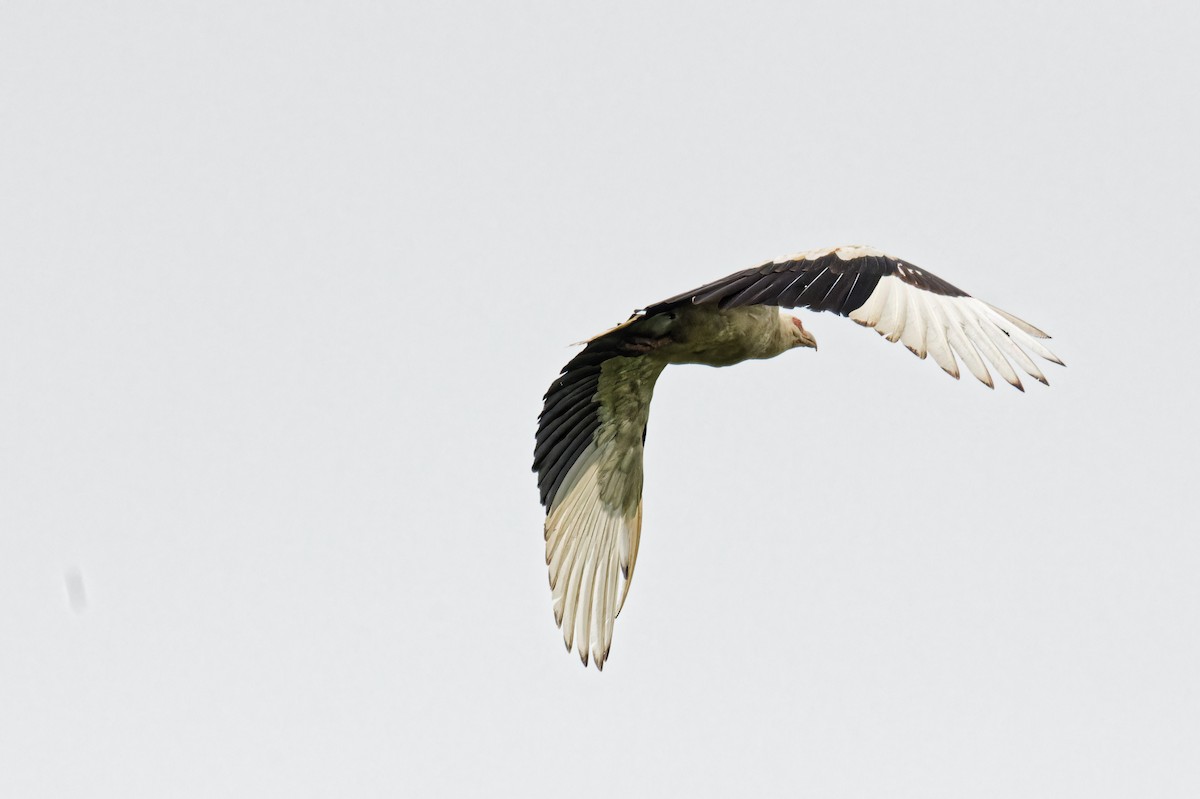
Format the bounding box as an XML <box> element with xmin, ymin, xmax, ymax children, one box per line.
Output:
<box><xmin>534</xmin><ymin>245</ymin><xmax>1062</xmax><ymax>669</ymax></box>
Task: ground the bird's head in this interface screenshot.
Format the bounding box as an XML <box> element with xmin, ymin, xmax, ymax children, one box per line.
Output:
<box><xmin>785</xmin><ymin>313</ymin><xmax>818</xmax><ymax>351</ymax></box>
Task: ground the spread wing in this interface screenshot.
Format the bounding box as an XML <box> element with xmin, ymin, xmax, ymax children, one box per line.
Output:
<box><xmin>533</xmin><ymin>322</ymin><xmax>667</xmax><ymax>669</ymax></box>
<box><xmin>644</xmin><ymin>245</ymin><xmax>1063</xmax><ymax>389</ymax></box>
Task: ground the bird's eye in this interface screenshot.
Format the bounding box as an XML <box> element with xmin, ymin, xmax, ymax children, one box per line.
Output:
<box><xmin>666</xmin><ymin>312</ymin><xmax>677</xmax><ymax>320</ymax></box>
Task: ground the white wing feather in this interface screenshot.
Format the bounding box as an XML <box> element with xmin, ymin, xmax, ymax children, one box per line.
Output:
<box><xmin>850</xmin><ymin>275</ymin><xmax>1060</xmax><ymax>388</ymax></box>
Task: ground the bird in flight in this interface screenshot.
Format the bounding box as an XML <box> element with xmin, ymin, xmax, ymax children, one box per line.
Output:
<box><xmin>533</xmin><ymin>245</ymin><xmax>1063</xmax><ymax>669</ymax></box>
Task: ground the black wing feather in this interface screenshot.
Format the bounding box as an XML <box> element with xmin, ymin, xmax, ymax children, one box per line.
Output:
<box><xmin>644</xmin><ymin>248</ymin><xmax>968</xmax><ymax>319</ymax></box>
<box><xmin>534</xmin><ymin>321</ymin><xmax>658</xmax><ymax>510</ymax></box>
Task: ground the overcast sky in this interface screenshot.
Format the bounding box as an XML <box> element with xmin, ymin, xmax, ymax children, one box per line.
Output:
<box><xmin>2</xmin><ymin>2</ymin><xmax>1198</xmax><ymax>796</ymax></box>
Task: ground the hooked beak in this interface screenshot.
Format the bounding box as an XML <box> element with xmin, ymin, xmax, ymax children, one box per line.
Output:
<box><xmin>792</xmin><ymin>317</ymin><xmax>818</xmax><ymax>350</ymax></box>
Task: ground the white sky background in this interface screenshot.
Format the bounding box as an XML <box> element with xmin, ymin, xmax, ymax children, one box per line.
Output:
<box><xmin>2</xmin><ymin>1</ymin><xmax>1198</xmax><ymax>796</ymax></box>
